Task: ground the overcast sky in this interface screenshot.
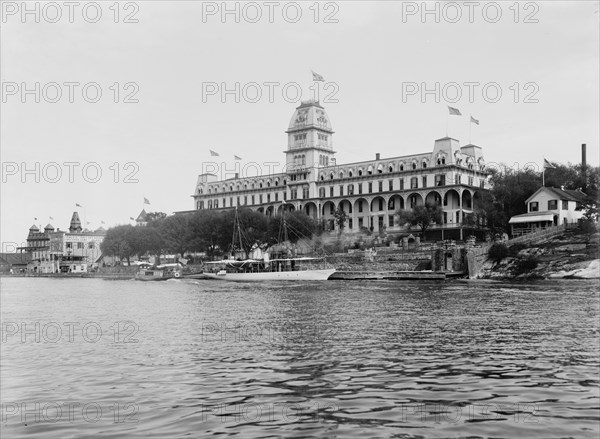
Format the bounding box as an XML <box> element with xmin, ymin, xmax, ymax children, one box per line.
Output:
<box><xmin>1</xmin><ymin>1</ymin><xmax>598</xmax><ymax>248</ymax></box>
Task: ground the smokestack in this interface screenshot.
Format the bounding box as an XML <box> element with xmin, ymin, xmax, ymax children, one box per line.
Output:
<box><xmin>581</xmin><ymin>144</ymin><xmax>587</xmax><ymax>192</ymax></box>
<box><xmin>375</xmin><ymin>153</ymin><xmax>380</xmax><ymax>161</ymax></box>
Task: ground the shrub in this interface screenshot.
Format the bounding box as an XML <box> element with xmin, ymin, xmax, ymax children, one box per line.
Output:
<box><xmin>488</xmin><ymin>242</ymin><xmax>509</xmax><ymax>263</ymax></box>
<box><xmin>508</xmin><ymin>243</ymin><xmax>527</xmax><ymax>256</ymax></box>
<box><xmin>513</xmin><ymin>255</ymin><xmax>539</xmax><ymax>274</ymax></box>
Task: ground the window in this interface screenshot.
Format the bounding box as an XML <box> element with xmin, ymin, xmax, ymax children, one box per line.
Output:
<box><xmin>529</xmin><ymin>201</ymin><xmax>539</xmax><ymax>212</ymax></box>
<box><xmin>319</xmin><ymin>188</ymin><xmax>325</xmax><ymax>198</ymax></box>
<box><xmin>339</xmin><ymin>185</ymin><xmax>344</xmax><ymax>196</ymax></box>
<box><xmin>378</xmin><ymin>199</ymin><xmax>384</xmax><ymax>211</ymax></box>
<box><xmin>378</xmin><ymin>181</ymin><xmax>383</xmax><ymax>192</ymax></box>
<box><xmin>251</xmin><ymin>195</ymin><xmax>255</xmax><ymax>204</ymax></box>
<box><xmin>244</xmin><ymin>195</ymin><xmax>248</xmax><ymax>205</ymax></box>
<box><xmin>358</xmin><ymin>184</ymin><xmax>363</xmax><ymax>194</ymax></box>
<box><xmin>214</xmin><ymin>200</ymin><xmax>219</xmax><ymax>208</ymax></box>
<box><xmin>412</xmin><ymin>162</ymin><xmax>417</xmax><ymax>170</ymax></box>
<box><xmin>77</xmin><ymin>242</ymin><xmax>84</xmax><ymax>249</ymax></box>
<box><xmin>267</xmin><ymin>194</ymin><xmax>271</xmax><ymax>202</ymax></box>
<box><xmin>66</xmin><ymin>242</ymin><xmax>72</xmax><ymax>249</ymax></box>
<box><xmin>399</xmin><ymin>164</ymin><xmax>404</xmax><ymax>171</ymax></box>
<box><xmin>88</xmin><ymin>242</ymin><xmax>95</xmax><ymax>249</ymax></box>
<box><xmin>237</xmin><ymin>196</ymin><xmax>240</xmax><ymax>206</ymax></box>
<box><xmin>388</xmin><ymin>198</ymin><xmax>395</xmax><ymax>210</ymax></box>
<box><xmin>562</xmin><ymin>200</ymin><xmax>568</xmax><ymax>210</ymax></box>
<box><xmin>455</xmin><ymin>174</ymin><xmax>461</xmax><ymax>184</ymax></box>
<box><xmin>399</xmin><ymin>179</ymin><xmax>404</xmax><ymax>190</ymax></box>
<box><xmin>275</xmin><ymin>193</ymin><xmax>279</xmax><ymax>202</ymax></box>
<box><xmin>435</xmin><ymin>175</ymin><xmax>445</xmax><ymax>186</ymax></box>
<box><xmin>388</xmin><ymin>215</ymin><xmax>394</xmax><ymax>227</ymax></box>
<box><xmin>422</xmin><ymin>176</ymin><xmax>427</xmax><ymax>188</ymax></box>
<box><xmin>330</xmin><ymin>187</ymin><xmax>334</xmax><ymax>197</ymax></box>
<box><xmin>358</xmin><ymin>201</ymin><xmax>363</xmax><ymax>213</ymax></box>
<box><xmin>410</xmin><ymin>177</ymin><xmax>418</xmax><ymax>189</ymax></box>
<box><xmin>388</xmin><ymin>180</ymin><xmax>393</xmax><ymax>191</ymax></box>
<box><xmin>348</xmin><ymin>184</ymin><xmax>354</xmax><ymax>195</ymax></box>
<box><xmin>443</xmin><ymin>212</ymin><xmax>447</xmax><ymax>224</ymax></box>
<box><xmin>303</xmin><ymin>187</ymin><xmax>309</xmax><ymax>199</ymax></box>
<box><xmin>230</xmin><ymin>197</ymin><xmax>233</xmax><ymax>206</ymax></box>
<box><xmin>291</xmin><ymin>189</ymin><xmax>297</xmax><ymax>199</ymax></box>
<box><xmin>368</xmin><ymin>183</ymin><xmax>373</xmax><ymax>193</ymax></box>
<box><xmin>548</xmin><ymin>200</ymin><xmax>558</xmax><ymax>210</ymax></box>
<box><xmin>348</xmin><ymin>218</ymin><xmax>353</xmax><ymax>229</ymax></box>
<box><xmin>358</xmin><ymin>218</ymin><xmax>364</xmax><ymax>228</ymax></box>
<box><xmin>468</xmin><ymin>176</ymin><xmax>474</xmax><ymax>186</ymax></box>
<box><xmin>422</xmin><ymin>161</ymin><xmax>427</xmax><ymax>168</ymax></box>
<box><xmin>283</xmin><ymin>192</ymin><xmax>287</xmax><ymax>201</ymax></box>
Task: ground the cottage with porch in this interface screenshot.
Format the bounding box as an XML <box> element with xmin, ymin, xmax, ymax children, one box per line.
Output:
<box><xmin>508</xmin><ymin>187</ymin><xmax>587</xmax><ymax>237</ymax></box>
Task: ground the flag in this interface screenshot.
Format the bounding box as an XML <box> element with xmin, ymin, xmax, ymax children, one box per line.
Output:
<box><xmin>470</xmin><ymin>116</ymin><xmax>479</xmax><ymax>125</ymax></box>
<box><xmin>34</xmin><ymin>217</ymin><xmax>38</xmax><ymax>220</ymax></box>
<box><xmin>234</xmin><ymin>155</ymin><xmax>242</xmax><ymax>160</ymax></box>
<box><xmin>209</xmin><ymin>150</ymin><xmax>219</xmax><ymax>157</ymax></box>
<box><xmin>101</xmin><ymin>221</ymin><xmax>105</xmax><ymax>225</ymax></box>
<box><xmin>49</xmin><ymin>216</ymin><xmax>54</xmax><ymax>220</ymax></box>
<box><xmin>76</xmin><ymin>203</ymin><xmax>82</xmax><ymax>207</ymax></box>
<box><xmin>543</xmin><ymin>159</ymin><xmax>556</xmax><ymax>169</ymax></box>
<box><xmin>448</xmin><ymin>106</ymin><xmax>462</xmax><ymax>116</ymax></box>
<box><xmin>312</xmin><ymin>70</ymin><xmax>325</xmax><ymax>82</ymax></box>
<box><xmin>144</xmin><ymin>197</ymin><xmax>150</xmax><ymax>205</ymax></box>
<box><xmin>130</xmin><ymin>217</ymin><xmax>135</xmax><ymax>220</ymax></box>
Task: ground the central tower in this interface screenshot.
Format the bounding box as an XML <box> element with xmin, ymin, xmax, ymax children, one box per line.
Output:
<box><xmin>285</xmin><ymin>100</ymin><xmax>335</xmax><ymax>176</ymax></box>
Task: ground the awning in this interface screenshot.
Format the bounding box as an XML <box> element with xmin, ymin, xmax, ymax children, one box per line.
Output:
<box><xmin>509</xmin><ymin>213</ymin><xmax>554</xmax><ymax>224</ymax></box>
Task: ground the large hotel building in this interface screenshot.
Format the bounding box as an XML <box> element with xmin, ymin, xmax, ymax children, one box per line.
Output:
<box><xmin>190</xmin><ymin>100</ymin><xmax>490</xmax><ymax>240</ymax></box>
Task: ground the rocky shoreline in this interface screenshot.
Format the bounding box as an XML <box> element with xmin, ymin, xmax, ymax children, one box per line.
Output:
<box><xmin>476</xmin><ymin>230</ymin><xmax>599</xmax><ymax>280</ymax></box>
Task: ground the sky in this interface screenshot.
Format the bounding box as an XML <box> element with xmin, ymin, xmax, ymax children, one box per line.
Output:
<box><xmin>1</xmin><ymin>0</ymin><xmax>599</xmax><ymax>249</ymax></box>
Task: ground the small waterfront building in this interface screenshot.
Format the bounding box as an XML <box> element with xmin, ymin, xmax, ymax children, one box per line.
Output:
<box><xmin>508</xmin><ymin>187</ymin><xmax>587</xmax><ymax>236</ymax></box>
<box><xmin>187</xmin><ymin>100</ymin><xmax>491</xmax><ymax>241</ymax></box>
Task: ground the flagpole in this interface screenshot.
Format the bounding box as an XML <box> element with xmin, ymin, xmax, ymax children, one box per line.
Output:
<box><xmin>469</xmin><ymin>115</ymin><xmax>472</xmax><ymax>144</ymax></box>
<box><xmin>446</xmin><ymin>110</ymin><xmax>449</xmax><ymax>137</ymax></box>
<box><xmin>542</xmin><ymin>161</ymin><xmax>545</xmax><ymax>187</ymax></box>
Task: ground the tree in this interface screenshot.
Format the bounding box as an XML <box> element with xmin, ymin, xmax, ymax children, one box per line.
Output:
<box><xmin>235</xmin><ymin>208</ymin><xmax>270</xmax><ymax>258</ymax></box>
<box><xmin>396</xmin><ymin>203</ymin><xmax>443</xmax><ymax>239</ymax></box>
<box><xmin>146</xmin><ymin>212</ymin><xmax>167</xmax><ymax>225</ymax></box>
<box><xmin>187</xmin><ymin>210</ymin><xmax>232</xmax><ymax>257</ymax></box>
<box><xmin>100</xmin><ymin>225</ymin><xmax>136</xmax><ymax>265</ymax></box>
<box><xmin>159</xmin><ymin>215</ymin><xmax>193</xmax><ymax>257</ymax></box>
<box><xmin>333</xmin><ymin>208</ymin><xmax>348</xmax><ymax>232</ymax></box>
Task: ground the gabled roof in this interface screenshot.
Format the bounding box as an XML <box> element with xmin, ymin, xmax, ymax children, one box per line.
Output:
<box><xmin>136</xmin><ymin>209</ymin><xmax>148</xmax><ymax>222</ymax></box>
<box><xmin>525</xmin><ymin>187</ymin><xmax>588</xmax><ymax>204</ymax></box>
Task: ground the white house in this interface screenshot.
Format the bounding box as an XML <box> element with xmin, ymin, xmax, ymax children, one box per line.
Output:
<box><xmin>509</xmin><ymin>187</ymin><xmax>587</xmax><ymax>236</ymax></box>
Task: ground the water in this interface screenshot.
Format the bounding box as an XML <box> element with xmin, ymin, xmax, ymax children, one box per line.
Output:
<box><xmin>1</xmin><ymin>277</ymin><xmax>598</xmax><ymax>438</ymax></box>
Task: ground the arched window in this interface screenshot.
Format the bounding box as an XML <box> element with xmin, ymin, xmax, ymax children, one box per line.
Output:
<box><xmin>388</xmin><ymin>165</ymin><xmax>393</xmax><ymax>173</ymax></box>
<box><xmin>422</xmin><ymin>160</ymin><xmax>428</xmax><ymax>169</ymax></box>
<box><xmin>330</xmin><ymin>173</ymin><xmax>334</xmax><ymax>180</ymax></box>
<box><xmin>349</xmin><ymin>170</ymin><xmax>353</xmax><ymax>177</ymax></box>
<box><xmin>358</xmin><ymin>169</ymin><xmax>363</xmax><ymax>176</ymax></box>
<box><xmin>412</xmin><ymin>161</ymin><xmax>417</xmax><ymax>170</ymax></box>
<box><xmin>399</xmin><ymin>163</ymin><xmax>404</xmax><ymax>171</ymax></box>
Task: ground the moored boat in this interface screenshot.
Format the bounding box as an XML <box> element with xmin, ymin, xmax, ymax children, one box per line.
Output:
<box><xmin>135</xmin><ymin>264</ymin><xmax>183</xmax><ymax>281</ymax></box>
